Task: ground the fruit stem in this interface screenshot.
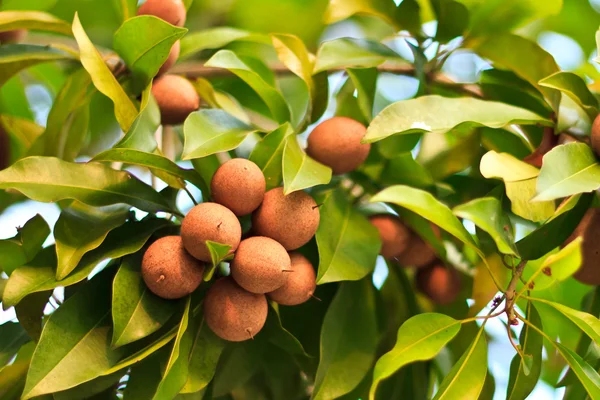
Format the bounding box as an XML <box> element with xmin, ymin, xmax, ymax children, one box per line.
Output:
<box><xmin>156</xmin><ymin>275</ymin><xmax>166</xmax><ymax>283</ymax></box>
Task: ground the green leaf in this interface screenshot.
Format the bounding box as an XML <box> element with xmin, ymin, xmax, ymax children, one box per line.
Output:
<box><xmin>55</xmin><ymin>203</ymin><xmax>129</xmax><ymax>280</ymax></box>
<box><xmin>0</xmin><ymin>44</ymin><xmax>74</xmax><ymax>87</ymax></box>
<box><xmin>111</xmin><ymin>252</ymin><xmax>177</xmax><ymax>348</ymax></box>
<box><xmin>539</xmin><ymin>72</ymin><xmax>598</xmax><ymax>119</ymax></box>
<box><xmin>469</xmin><ymin>33</ymin><xmax>560</xmax><ymax>109</ymax></box>
<box><xmin>190</xmin><ymin>155</ymin><xmax>220</xmax><ymax>199</ymax></box>
<box><xmin>521</xmin><ymin>238</ymin><xmax>582</xmax><ymax>292</ymax></box>
<box><xmin>0</xmin><ymin>214</ymin><xmax>49</xmax><ymax>275</ymax></box>
<box><xmin>282</xmin><ymin>135</ymin><xmax>332</xmax><ymax>194</ymax></box>
<box><xmin>92</xmin><ymin>148</ymin><xmax>205</xmax><ymax>190</ymax></box>
<box><xmin>370</xmin><ymin>313</ymin><xmax>461</xmax><ymax>399</ymax></box>
<box><xmin>313</xmin><ymin>38</ymin><xmax>402</xmax><ymax>73</ymax></box>
<box><xmin>380</xmin><ymin>152</ymin><xmax>434</xmax><ymax>188</ymax></box>
<box><xmin>53</xmin><ymin>370</ymin><xmax>124</xmax><ymax>400</ymax></box>
<box><xmin>0</xmin><ymin>341</ymin><xmax>34</xmax><ymax>399</ymax></box>
<box><xmin>15</xmin><ymin>291</ymin><xmax>51</xmax><ymax>342</ymax></box>
<box><xmin>113</xmin><ymin>16</ymin><xmax>187</xmax><ymax>93</ymax></box>
<box><xmin>371</xmin><ymin>185</ymin><xmax>477</xmax><ymax>249</ymax></box>
<box><xmin>180</xmin><ymin>314</ymin><xmax>226</xmax><ymax>393</ymax></box>
<box><xmin>507</xmin><ymin>302</ymin><xmax>542</xmax><ymax>400</ymax></box>
<box><xmin>323</xmin><ymin>0</ymin><xmax>398</xmax><ymax>27</ymax></box>
<box><xmin>433</xmin><ymin>325</ymin><xmax>488</xmax><ymax>399</ymax></box>
<box><xmin>555</xmin><ymin>342</ymin><xmax>600</xmax><ymax>398</ymax></box>
<box><xmin>0</xmin><ymin>114</ymin><xmax>44</xmax><ymax>162</ymax></box>
<box><xmin>249</xmin><ymin>123</ymin><xmax>293</xmax><ymax>190</ymax></box>
<box><xmin>347</xmin><ymin>67</ymin><xmax>378</xmax><ymax>122</ymax></box>
<box><xmin>3</xmin><ymin>218</ymin><xmax>171</xmax><ymax>308</ymax></box>
<box><xmin>0</xmin><ymin>322</ymin><xmax>30</xmax><ymax>366</ymax></box>
<box><xmin>182</xmin><ymin>109</ymin><xmax>257</xmax><ymax>160</ymax></box>
<box><xmin>313</xmin><ymin>279</ymin><xmax>378</xmax><ymax>400</ymax></box>
<box><xmin>1</xmin><ymin>0</ymin><xmax>58</xmax><ymax>11</ymax></box>
<box><xmin>363</xmin><ymin>95</ymin><xmax>550</xmax><ymax>143</ymax></box>
<box><xmin>179</xmin><ymin>27</ymin><xmax>269</xmax><ymax>59</ymax></box>
<box><xmin>0</xmin><ymin>157</ymin><xmax>176</xmax><ymax>214</ymax></box>
<box><xmin>535</xmin><ymin>143</ymin><xmax>600</xmax><ymax>202</ymax></box>
<box><xmin>264</xmin><ymin>305</ymin><xmax>309</xmax><ymax>357</ymax></box>
<box><xmin>0</xmin><ymin>11</ymin><xmax>71</xmax><ymax>35</ymax></box>
<box><xmin>72</xmin><ymin>13</ymin><xmax>138</xmax><ymax>132</ymax></box>
<box><xmin>530</xmin><ymin>298</ymin><xmax>600</xmax><ymax>345</ymax></box>
<box><xmin>192</xmin><ymin>78</ymin><xmax>250</xmax><ymax>124</ymax></box>
<box><xmin>205</xmin><ymin>50</ymin><xmax>291</xmax><ymax>123</ymax></box>
<box><xmin>21</xmin><ymin>271</ymin><xmax>124</xmax><ymax>399</ymax></box>
<box><xmin>111</xmin><ymin>0</ymin><xmax>137</xmax><ymax>22</ymax></box>
<box><xmin>203</xmin><ymin>240</ymin><xmax>232</xmax><ymax>281</ymax></box>
<box><xmin>432</xmin><ymin>0</ymin><xmax>469</xmax><ymax>43</ymax></box>
<box><xmin>480</xmin><ymin>151</ymin><xmax>555</xmax><ymax>222</ymax></box>
<box><xmin>469</xmin><ymin>255</ymin><xmax>508</xmax><ymax>317</ymax></box>
<box><xmin>315</xmin><ymin>188</ymin><xmax>380</xmax><ymax>284</ymax></box>
<box><xmin>114</xmin><ymin>86</ymin><xmax>159</xmax><ymax>152</ymax></box>
<box><xmin>453</xmin><ymin>197</ymin><xmax>516</xmax><ymax>255</ymax></box>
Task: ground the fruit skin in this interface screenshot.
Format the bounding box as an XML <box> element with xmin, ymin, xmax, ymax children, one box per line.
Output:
<box><xmin>592</xmin><ymin>114</ymin><xmax>600</xmax><ymax>158</ymax></box>
<box><xmin>564</xmin><ymin>208</ymin><xmax>600</xmax><ymax>285</ymax></box>
<box><xmin>157</xmin><ymin>40</ymin><xmax>180</xmax><ymax>77</ymax></box>
<box><xmin>204</xmin><ymin>277</ymin><xmax>268</xmax><ymax>342</ymax></box>
<box><xmin>181</xmin><ymin>202</ymin><xmax>242</xmax><ymax>262</ymax></box>
<box><xmin>416</xmin><ymin>263</ymin><xmax>460</xmax><ymax>305</ymax></box>
<box><xmin>369</xmin><ymin>214</ymin><xmax>411</xmax><ymax>259</ymax></box>
<box><xmin>231</xmin><ymin>236</ymin><xmax>290</xmax><ymax>294</ymax></box>
<box><xmin>268</xmin><ymin>252</ymin><xmax>316</xmax><ymax>306</ymax></box>
<box><xmin>137</xmin><ymin>0</ymin><xmax>187</xmax><ymax>27</ymax></box>
<box><xmin>151</xmin><ymin>74</ymin><xmax>199</xmax><ymax>125</ymax></box>
<box><xmin>0</xmin><ymin>30</ymin><xmax>26</xmax><ymax>43</ymax></box>
<box><xmin>211</xmin><ymin>158</ymin><xmax>266</xmax><ymax>216</ymax></box>
<box><xmin>252</xmin><ymin>187</ymin><xmax>320</xmax><ymax>250</ymax></box>
<box><xmin>395</xmin><ymin>225</ymin><xmax>440</xmax><ymax>268</ymax></box>
<box><xmin>141</xmin><ymin>236</ymin><xmax>205</xmax><ymax>299</ymax></box>
<box><xmin>306</xmin><ymin>117</ymin><xmax>371</xmax><ymax>175</ymax></box>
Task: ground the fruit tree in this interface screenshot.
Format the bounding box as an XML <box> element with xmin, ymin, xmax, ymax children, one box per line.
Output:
<box><xmin>0</xmin><ymin>0</ymin><xmax>600</xmax><ymax>399</ymax></box>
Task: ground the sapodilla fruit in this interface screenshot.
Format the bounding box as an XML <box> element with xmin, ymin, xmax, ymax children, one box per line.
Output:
<box><xmin>563</xmin><ymin>208</ymin><xmax>600</xmax><ymax>285</ymax></box>
<box><xmin>396</xmin><ymin>225</ymin><xmax>440</xmax><ymax>268</ymax></box>
<box><xmin>231</xmin><ymin>236</ymin><xmax>290</xmax><ymax>294</ymax></box>
<box><xmin>137</xmin><ymin>0</ymin><xmax>187</xmax><ymax>27</ymax></box>
<box><xmin>0</xmin><ymin>30</ymin><xmax>26</xmax><ymax>43</ymax></box>
<box><xmin>141</xmin><ymin>236</ymin><xmax>204</xmax><ymax>299</ymax></box>
<box><xmin>157</xmin><ymin>41</ymin><xmax>180</xmax><ymax>76</ymax></box>
<box><xmin>252</xmin><ymin>187</ymin><xmax>320</xmax><ymax>250</ymax></box>
<box><xmin>152</xmin><ymin>74</ymin><xmax>199</xmax><ymax>125</ymax></box>
<box><xmin>204</xmin><ymin>277</ymin><xmax>268</xmax><ymax>342</ymax></box>
<box><xmin>416</xmin><ymin>263</ymin><xmax>460</xmax><ymax>305</ymax></box>
<box><xmin>591</xmin><ymin>114</ymin><xmax>600</xmax><ymax>157</ymax></box>
<box><xmin>369</xmin><ymin>214</ymin><xmax>411</xmax><ymax>258</ymax></box>
<box><xmin>181</xmin><ymin>202</ymin><xmax>241</xmax><ymax>262</ymax></box>
<box><xmin>306</xmin><ymin>117</ymin><xmax>371</xmax><ymax>175</ymax></box>
<box><xmin>268</xmin><ymin>252</ymin><xmax>316</xmax><ymax>305</ymax></box>
<box><xmin>211</xmin><ymin>158</ymin><xmax>266</xmax><ymax>216</ymax></box>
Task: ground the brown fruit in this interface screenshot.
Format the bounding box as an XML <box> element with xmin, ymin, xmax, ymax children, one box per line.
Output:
<box><xmin>369</xmin><ymin>214</ymin><xmax>411</xmax><ymax>258</ymax></box>
<box><xmin>592</xmin><ymin>114</ymin><xmax>600</xmax><ymax>158</ymax></box>
<box><xmin>157</xmin><ymin>40</ymin><xmax>180</xmax><ymax>76</ymax></box>
<box><xmin>211</xmin><ymin>158</ymin><xmax>266</xmax><ymax>216</ymax></box>
<box><xmin>564</xmin><ymin>208</ymin><xmax>600</xmax><ymax>285</ymax></box>
<box><xmin>524</xmin><ymin>126</ymin><xmax>558</xmax><ymax>168</ymax></box>
<box><xmin>252</xmin><ymin>187</ymin><xmax>320</xmax><ymax>250</ymax></box>
<box><xmin>0</xmin><ymin>30</ymin><xmax>26</xmax><ymax>43</ymax></box>
<box><xmin>181</xmin><ymin>202</ymin><xmax>242</xmax><ymax>262</ymax></box>
<box><xmin>137</xmin><ymin>0</ymin><xmax>186</xmax><ymax>27</ymax></box>
<box><xmin>231</xmin><ymin>236</ymin><xmax>290</xmax><ymax>294</ymax></box>
<box><xmin>204</xmin><ymin>277</ymin><xmax>268</xmax><ymax>341</ymax></box>
<box><xmin>152</xmin><ymin>74</ymin><xmax>199</xmax><ymax>125</ymax></box>
<box><xmin>306</xmin><ymin>117</ymin><xmax>371</xmax><ymax>175</ymax></box>
<box><xmin>395</xmin><ymin>225</ymin><xmax>440</xmax><ymax>268</ymax></box>
<box><xmin>416</xmin><ymin>263</ymin><xmax>460</xmax><ymax>305</ymax></box>
<box><xmin>268</xmin><ymin>252</ymin><xmax>316</xmax><ymax>305</ymax></box>
<box><xmin>141</xmin><ymin>236</ymin><xmax>204</xmax><ymax>299</ymax></box>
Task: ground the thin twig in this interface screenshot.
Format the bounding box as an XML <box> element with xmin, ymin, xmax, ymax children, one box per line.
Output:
<box><xmin>184</xmin><ymin>186</ymin><xmax>198</xmax><ymax>205</ymax></box>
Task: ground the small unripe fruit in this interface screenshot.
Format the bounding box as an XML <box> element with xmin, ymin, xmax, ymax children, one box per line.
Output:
<box><xmin>141</xmin><ymin>236</ymin><xmax>204</xmax><ymax>299</ymax></box>
<box><xmin>204</xmin><ymin>277</ymin><xmax>268</xmax><ymax>342</ymax></box>
<box><xmin>211</xmin><ymin>158</ymin><xmax>266</xmax><ymax>216</ymax></box>
<box><xmin>416</xmin><ymin>263</ymin><xmax>460</xmax><ymax>305</ymax></box>
<box><xmin>369</xmin><ymin>214</ymin><xmax>411</xmax><ymax>258</ymax></box>
<box><xmin>306</xmin><ymin>117</ymin><xmax>371</xmax><ymax>175</ymax></box>
<box><xmin>231</xmin><ymin>236</ymin><xmax>290</xmax><ymax>294</ymax></box>
<box><xmin>152</xmin><ymin>74</ymin><xmax>199</xmax><ymax>125</ymax></box>
<box><xmin>137</xmin><ymin>0</ymin><xmax>186</xmax><ymax>27</ymax></box>
<box><xmin>181</xmin><ymin>202</ymin><xmax>242</xmax><ymax>262</ymax></box>
<box><xmin>563</xmin><ymin>208</ymin><xmax>600</xmax><ymax>285</ymax></box>
<box><xmin>157</xmin><ymin>40</ymin><xmax>180</xmax><ymax>77</ymax></box>
<box><xmin>252</xmin><ymin>187</ymin><xmax>320</xmax><ymax>250</ymax></box>
<box><xmin>591</xmin><ymin>114</ymin><xmax>600</xmax><ymax>158</ymax></box>
<box><xmin>268</xmin><ymin>252</ymin><xmax>316</xmax><ymax>305</ymax></box>
<box><xmin>0</xmin><ymin>30</ymin><xmax>26</xmax><ymax>43</ymax></box>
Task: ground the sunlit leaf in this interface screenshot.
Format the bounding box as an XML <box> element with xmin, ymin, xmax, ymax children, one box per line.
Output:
<box><xmin>282</xmin><ymin>135</ymin><xmax>332</xmax><ymax>195</ymax></box>
<box><xmin>249</xmin><ymin>123</ymin><xmax>293</xmax><ymax>190</ymax></box>
<box><xmin>0</xmin><ymin>44</ymin><xmax>74</xmax><ymax>87</ymax></box>
<box><xmin>313</xmin><ymin>38</ymin><xmax>402</xmax><ymax>73</ymax></box>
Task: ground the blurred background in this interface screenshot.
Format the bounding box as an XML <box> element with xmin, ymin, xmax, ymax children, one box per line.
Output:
<box><xmin>2</xmin><ymin>0</ymin><xmax>600</xmax><ymax>398</ymax></box>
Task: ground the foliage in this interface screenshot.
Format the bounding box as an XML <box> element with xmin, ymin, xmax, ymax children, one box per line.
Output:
<box><xmin>0</xmin><ymin>0</ymin><xmax>600</xmax><ymax>399</ymax></box>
